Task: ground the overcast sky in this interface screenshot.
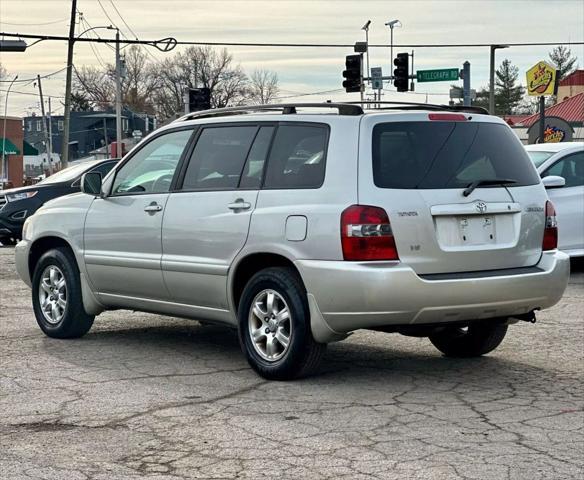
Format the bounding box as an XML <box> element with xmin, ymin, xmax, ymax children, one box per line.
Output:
<box><xmin>1</xmin><ymin>0</ymin><xmax>583</xmax><ymax>117</ymax></box>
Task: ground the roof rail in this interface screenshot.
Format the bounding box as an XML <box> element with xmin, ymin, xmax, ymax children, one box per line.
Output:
<box><xmin>174</xmin><ymin>102</ymin><xmax>364</xmax><ymax>122</ymax></box>
<box><xmin>352</xmin><ymin>101</ymin><xmax>489</xmax><ymax>115</ymax></box>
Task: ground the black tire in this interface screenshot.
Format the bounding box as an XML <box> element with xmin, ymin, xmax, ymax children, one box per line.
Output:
<box><xmin>31</xmin><ymin>247</ymin><xmax>94</xmax><ymax>339</ymax></box>
<box><xmin>238</xmin><ymin>267</ymin><xmax>326</xmax><ymax>380</ymax></box>
<box><xmin>429</xmin><ymin>322</ymin><xmax>508</xmax><ymax>358</ymax></box>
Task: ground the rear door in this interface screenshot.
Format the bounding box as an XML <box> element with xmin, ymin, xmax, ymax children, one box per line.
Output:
<box><xmin>161</xmin><ymin>123</ymin><xmax>274</xmax><ymax>310</ymax></box>
<box><xmin>358</xmin><ymin>114</ymin><xmax>546</xmax><ymax>274</ymax></box>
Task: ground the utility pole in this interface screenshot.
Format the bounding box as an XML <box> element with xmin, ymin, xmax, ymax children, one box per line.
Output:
<box><xmin>36</xmin><ymin>75</ymin><xmax>53</xmax><ymax>175</ymax></box>
<box><xmin>103</xmin><ymin>118</ymin><xmax>109</xmax><ymax>158</ymax></box>
<box><xmin>489</xmin><ymin>44</ymin><xmax>509</xmax><ymax>115</ymax></box>
<box><xmin>115</xmin><ymin>28</ymin><xmax>123</xmax><ymax>158</ymax></box>
<box><xmin>462</xmin><ymin>61</ymin><xmax>471</xmax><ymax>107</ymax></box>
<box><xmin>47</xmin><ymin>97</ymin><xmax>53</xmax><ymax>170</ymax></box>
<box><xmin>61</xmin><ymin>0</ymin><xmax>77</xmax><ymax>168</ymax></box>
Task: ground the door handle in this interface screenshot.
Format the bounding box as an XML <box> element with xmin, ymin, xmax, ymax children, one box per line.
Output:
<box><xmin>144</xmin><ymin>202</ymin><xmax>163</xmax><ymax>213</ymax></box>
<box><xmin>227</xmin><ymin>199</ymin><xmax>252</xmax><ymax>211</ymax></box>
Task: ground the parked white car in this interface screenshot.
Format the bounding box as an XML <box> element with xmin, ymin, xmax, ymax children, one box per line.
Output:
<box><xmin>525</xmin><ymin>142</ymin><xmax>584</xmax><ymax>257</ymax></box>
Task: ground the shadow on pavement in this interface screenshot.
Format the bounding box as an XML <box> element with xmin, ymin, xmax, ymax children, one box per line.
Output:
<box><xmin>40</xmin><ymin>321</ymin><xmax>552</xmax><ymax>388</ymax></box>
<box><xmin>570</xmin><ymin>257</ymin><xmax>584</xmax><ymax>272</ymax></box>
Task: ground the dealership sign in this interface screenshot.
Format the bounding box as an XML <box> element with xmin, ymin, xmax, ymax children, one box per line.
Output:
<box><xmin>527</xmin><ymin>116</ymin><xmax>574</xmax><ymax>144</ymax></box>
<box><xmin>526</xmin><ymin>61</ymin><xmax>558</xmax><ymax>96</ymax></box>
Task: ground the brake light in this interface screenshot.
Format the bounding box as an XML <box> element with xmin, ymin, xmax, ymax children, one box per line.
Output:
<box><xmin>341</xmin><ymin>205</ymin><xmax>399</xmax><ymax>261</ymax></box>
<box><xmin>542</xmin><ymin>200</ymin><xmax>558</xmax><ymax>251</ymax></box>
<box><xmin>428</xmin><ymin>113</ymin><xmax>467</xmax><ymax>121</ymax></box>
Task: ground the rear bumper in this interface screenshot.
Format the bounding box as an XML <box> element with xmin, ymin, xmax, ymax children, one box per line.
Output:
<box><xmin>296</xmin><ymin>251</ymin><xmax>570</xmax><ymax>340</ymax></box>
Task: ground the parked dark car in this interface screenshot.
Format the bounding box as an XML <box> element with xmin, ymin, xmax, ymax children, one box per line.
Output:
<box><xmin>0</xmin><ymin>159</ymin><xmax>119</xmax><ymax>244</ymax></box>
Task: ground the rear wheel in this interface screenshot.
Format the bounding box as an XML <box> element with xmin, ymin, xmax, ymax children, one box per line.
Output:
<box><xmin>238</xmin><ymin>267</ymin><xmax>326</xmax><ymax>380</ymax></box>
<box><xmin>32</xmin><ymin>247</ymin><xmax>94</xmax><ymax>339</ymax></box>
<box><xmin>429</xmin><ymin>322</ymin><xmax>508</xmax><ymax>357</ymax></box>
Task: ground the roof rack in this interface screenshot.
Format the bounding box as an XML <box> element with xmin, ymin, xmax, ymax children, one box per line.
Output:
<box><xmin>352</xmin><ymin>101</ymin><xmax>489</xmax><ymax>115</ymax></box>
<box><xmin>174</xmin><ymin>102</ymin><xmax>364</xmax><ymax>122</ymax></box>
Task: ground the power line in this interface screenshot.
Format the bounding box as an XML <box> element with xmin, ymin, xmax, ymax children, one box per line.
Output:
<box><xmin>2</xmin><ymin>31</ymin><xmax>582</xmax><ymax>49</ymax></box>
<box><xmin>109</xmin><ymin>0</ymin><xmax>137</xmax><ymax>39</ymax></box>
<box><xmin>0</xmin><ymin>67</ymin><xmax>68</xmax><ymax>83</ymax></box>
<box><xmin>108</xmin><ymin>0</ymin><xmax>159</xmax><ymax>63</ymax></box>
<box><xmin>79</xmin><ymin>15</ymin><xmax>109</xmax><ymax>68</ymax></box>
<box><xmin>95</xmin><ymin>0</ymin><xmax>123</xmax><ymax>37</ymax></box>
<box><xmin>0</xmin><ymin>18</ymin><xmax>68</xmax><ymax>26</ymax></box>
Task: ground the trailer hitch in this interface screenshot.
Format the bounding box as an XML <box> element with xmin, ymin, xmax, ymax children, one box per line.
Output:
<box><xmin>511</xmin><ymin>311</ymin><xmax>537</xmax><ymax>324</ymax></box>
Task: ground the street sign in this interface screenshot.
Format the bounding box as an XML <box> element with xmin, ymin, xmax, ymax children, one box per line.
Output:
<box><xmin>371</xmin><ymin>67</ymin><xmax>383</xmax><ymax>90</ymax></box>
<box><xmin>450</xmin><ymin>88</ymin><xmax>476</xmax><ymax>100</ymax></box>
<box><xmin>417</xmin><ymin>68</ymin><xmax>459</xmax><ymax>83</ymax></box>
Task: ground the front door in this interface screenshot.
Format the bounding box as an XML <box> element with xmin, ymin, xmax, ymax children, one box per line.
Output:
<box><xmin>84</xmin><ymin>128</ymin><xmax>194</xmax><ymax>302</ymax></box>
<box><xmin>162</xmin><ymin>124</ymin><xmax>275</xmax><ymax>310</ymax></box>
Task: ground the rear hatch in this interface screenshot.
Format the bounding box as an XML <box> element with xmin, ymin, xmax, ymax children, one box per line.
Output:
<box><xmin>358</xmin><ymin>113</ymin><xmax>547</xmax><ymax>275</ymax></box>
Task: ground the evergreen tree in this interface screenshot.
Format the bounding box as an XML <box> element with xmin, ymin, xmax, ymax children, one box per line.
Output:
<box><xmin>549</xmin><ymin>46</ymin><xmax>578</xmax><ymax>81</ymax></box>
<box><xmin>494</xmin><ymin>59</ymin><xmax>525</xmax><ymax>115</ymax></box>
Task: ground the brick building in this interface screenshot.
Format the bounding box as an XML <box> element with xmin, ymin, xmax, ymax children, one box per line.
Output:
<box><xmin>0</xmin><ymin>116</ymin><xmax>24</xmax><ymax>188</ymax></box>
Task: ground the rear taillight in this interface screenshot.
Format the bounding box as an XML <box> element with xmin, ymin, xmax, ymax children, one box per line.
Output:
<box><xmin>341</xmin><ymin>205</ymin><xmax>399</xmax><ymax>261</ymax></box>
<box><xmin>543</xmin><ymin>200</ymin><xmax>558</xmax><ymax>251</ymax></box>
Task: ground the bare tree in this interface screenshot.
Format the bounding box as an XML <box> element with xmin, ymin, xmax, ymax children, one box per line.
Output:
<box><xmin>73</xmin><ymin>46</ymin><xmax>159</xmax><ymax>113</ymax></box>
<box><xmin>248</xmin><ymin>69</ymin><xmax>279</xmax><ymax>104</ymax></box>
<box><xmin>153</xmin><ymin>46</ymin><xmax>249</xmax><ymax>118</ymax></box>
<box><xmin>73</xmin><ymin>65</ymin><xmax>114</xmax><ymax>109</ymax></box>
<box><xmin>73</xmin><ymin>46</ymin><xmax>280</xmax><ymax>121</ymax></box>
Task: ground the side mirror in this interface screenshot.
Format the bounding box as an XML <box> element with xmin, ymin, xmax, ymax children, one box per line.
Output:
<box><xmin>542</xmin><ymin>175</ymin><xmax>566</xmax><ymax>189</ymax></box>
<box><xmin>80</xmin><ymin>172</ymin><xmax>103</xmax><ymax>196</ymax></box>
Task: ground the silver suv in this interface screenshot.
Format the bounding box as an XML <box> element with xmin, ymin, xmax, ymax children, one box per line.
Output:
<box><xmin>15</xmin><ymin>103</ymin><xmax>570</xmax><ymax>380</ymax></box>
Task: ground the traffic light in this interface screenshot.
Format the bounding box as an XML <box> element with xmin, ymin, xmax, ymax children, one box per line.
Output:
<box><xmin>188</xmin><ymin>87</ymin><xmax>211</xmax><ymax>112</ymax></box>
<box><xmin>342</xmin><ymin>54</ymin><xmax>362</xmax><ymax>93</ymax></box>
<box><xmin>393</xmin><ymin>53</ymin><xmax>409</xmax><ymax>92</ymax></box>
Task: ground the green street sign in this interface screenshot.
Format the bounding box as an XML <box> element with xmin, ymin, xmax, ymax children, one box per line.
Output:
<box><xmin>417</xmin><ymin>68</ymin><xmax>460</xmax><ymax>82</ymax></box>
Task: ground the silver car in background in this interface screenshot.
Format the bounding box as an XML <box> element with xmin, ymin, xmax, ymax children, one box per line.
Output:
<box><xmin>15</xmin><ymin>103</ymin><xmax>570</xmax><ymax>380</ymax></box>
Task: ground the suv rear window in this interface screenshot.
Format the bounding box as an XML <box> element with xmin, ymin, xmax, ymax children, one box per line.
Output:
<box><xmin>372</xmin><ymin>122</ymin><xmax>540</xmax><ymax>189</ymax></box>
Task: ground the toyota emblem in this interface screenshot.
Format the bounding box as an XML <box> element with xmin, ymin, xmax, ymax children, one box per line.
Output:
<box><xmin>475</xmin><ymin>201</ymin><xmax>487</xmax><ymax>214</ymax></box>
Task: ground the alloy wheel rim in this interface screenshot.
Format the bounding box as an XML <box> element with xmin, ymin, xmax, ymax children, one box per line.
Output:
<box><xmin>38</xmin><ymin>265</ymin><xmax>67</xmax><ymax>325</ymax></box>
<box><xmin>248</xmin><ymin>289</ymin><xmax>292</xmax><ymax>362</ymax></box>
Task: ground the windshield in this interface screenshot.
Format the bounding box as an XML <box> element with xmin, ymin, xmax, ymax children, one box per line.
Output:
<box><xmin>526</xmin><ymin>151</ymin><xmax>555</xmax><ymax>168</ymax></box>
<box><xmin>38</xmin><ymin>162</ymin><xmax>96</xmax><ymax>185</ymax></box>
<box><xmin>372</xmin><ymin>122</ymin><xmax>540</xmax><ymax>189</ymax></box>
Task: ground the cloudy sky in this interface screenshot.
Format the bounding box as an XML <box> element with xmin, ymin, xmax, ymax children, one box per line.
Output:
<box><xmin>1</xmin><ymin>0</ymin><xmax>583</xmax><ymax>117</ymax></box>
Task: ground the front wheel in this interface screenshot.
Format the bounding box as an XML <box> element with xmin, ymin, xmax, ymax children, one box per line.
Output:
<box><xmin>31</xmin><ymin>247</ymin><xmax>95</xmax><ymax>339</ymax></box>
<box><xmin>238</xmin><ymin>267</ymin><xmax>326</xmax><ymax>380</ymax></box>
<box><xmin>429</xmin><ymin>322</ymin><xmax>508</xmax><ymax>357</ymax></box>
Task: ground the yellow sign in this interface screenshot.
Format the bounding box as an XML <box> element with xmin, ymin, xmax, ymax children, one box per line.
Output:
<box><xmin>526</xmin><ymin>61</ymin><xmax>558</xmax><ymax>96</ymax></box>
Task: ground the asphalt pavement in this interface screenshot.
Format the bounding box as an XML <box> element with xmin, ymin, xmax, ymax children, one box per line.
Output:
<box><xmin>0</xmin><ymin>245</ymin><xmax>582</xmax><ymax>479</ymax></box>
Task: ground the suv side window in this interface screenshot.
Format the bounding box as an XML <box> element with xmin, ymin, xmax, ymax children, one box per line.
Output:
<box><xmin>542</xmin><ymin>152</ymin><xmax>584</xmax><ymax>188</ymax></box>
<box><xmin>182</xmin><ymin>126</ymin><xmax>258</xmax><ymax>190</ymax></box>
<box><xmin>112</xmin><ymin>129</ymin><xmax>193</xmax><ymax>195</ymax></box>
<box><xmin>264</xmin><ymin>125</ymin><xmax>328</xmax><ymax>189</ymax></box>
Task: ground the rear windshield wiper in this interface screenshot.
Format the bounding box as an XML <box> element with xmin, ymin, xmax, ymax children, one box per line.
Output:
<box><xmin>463</xmin><ymin>178</ymin><xmax>517</xmax><ymax>197</ymax></box>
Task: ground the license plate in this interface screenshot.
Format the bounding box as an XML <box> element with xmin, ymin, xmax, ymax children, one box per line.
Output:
<box><xmin>459</xmin><ymin>216</ymin><xmax>495</xmax><ymax>244</ymax></box>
